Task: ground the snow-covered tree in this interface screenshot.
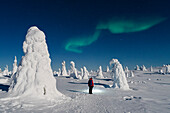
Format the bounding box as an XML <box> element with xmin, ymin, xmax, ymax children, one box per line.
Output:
<box><xmin>96</xmin><ymin>66</ymin><xmax>104</xmax><ymax>78</ymax></box>
<box><xmin>58</xmin><ymin>68</ymin><xmax>61</xmax><ymax>76</ymax></box>
<box><xmin>80</xmin><ymin>68</ymin><xmax>83</xmax><ymax>77</ymax></box>
<box><xmin>70</xmin><ymin>61</ymin><xmax>78</xmax><ymax>79</ymax></box>
<box><xmin>110</xmin><ymin>59</ymin><xmax>129</xmax><ymax>90</ymax></box>
<box><xmin>82</xmin><ymin>66</ymin><xmax>89</xmax><ymax>79</ymax></box>
<box><xmin>106</xmin><ymin>66</ymin><xmax>110</xmax><ymax>72</ymax></box>
<box><xmin>141</xmin><ymin>65</ymin><xmax>147</xmax><ymax>71</ymax></box>
<box><xmin>0</xmin><ymin>68</ymin><xmax>2</xmax><ymax>77</ymax></box>
<box><xmin>9</xmin><ymin>26</ymin><xmax>63</xmax><ymax>99</ymax></box>
<box><xmin>165</xmin><ymin>65</ymin><xmax>170</xmax><ymax>74</ymax></box>
<box><xmin>159</xmin><ymin>69</ymin><xmax>163</xmax><ymax>74</ymax></box>
<box><xmin>150</xmin><ymin>66</ymin><xmax>153</xmax><ymax>72</ymax></box>
<box><xmin>125</xmin><ymin>72</ymin><xmax>129</xmax><ymax>77</ymax></box>
<box><xmin>124</xmin><ymin>66</ymin><xmax>129</xmax><ymax>73</ymax></box>
<box><xmin>135</xmin><ymin>65</ymin><xmax>140</xmax><ymax>70</ymax></box>
<box><xmin>129</xmin><ymin>70</ymin><xmax>134</xmax><ymax>77</ymax></box>
<box><xmin>12</xmin><ymin>56</ymin><xmax>18</xmax><ymax>75</ymax></box>
<box><xmin>3</xmin><ymin>65</ymin><xmax>9</xmax><ymax>76</ymax></box>
<box><xmin>61</xmin><ymin>61</ymin><xmax>68</xmax><ymax>76</ymax></box>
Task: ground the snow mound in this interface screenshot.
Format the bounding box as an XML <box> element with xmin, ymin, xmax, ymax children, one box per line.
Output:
<box><xmin>9</xmin><ymin>26</ymin><xmax>65</xmax><ymax>99</ymax></box>
<box><xmin>110</xmin><ymin>59</ymin><xmax>129</xmax><ymax>90</ymax></box>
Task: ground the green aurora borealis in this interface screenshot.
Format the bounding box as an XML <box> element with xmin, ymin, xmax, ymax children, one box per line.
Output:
<box><xmin>65</xmin><ymin>16</ymin><xmax>166</xmax><ymax>53</ymax></box>
<box><xmin>65</xmin><ymin>30</ymin><xmax>101</xmax><ymax>53</ymax></box>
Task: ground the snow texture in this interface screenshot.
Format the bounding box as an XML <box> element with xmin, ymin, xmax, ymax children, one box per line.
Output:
<box><xmin>96</xmin><ymin>66</ymin><xmax>104</xmax><ymax>78</ymax></box>
<box><xmin>8</xmin><ymin>26</ymin><xmax>64</xmax><ymax>99</ymax></box>
<box><xmin>110</xmin><ymin>59</ymin><xmax>129</xmax><ymax>90</ymax></box>
<box><xmin>61</xmin><ymin>61</ymin><xmax>68</xmax><ymax>76</ymax></box>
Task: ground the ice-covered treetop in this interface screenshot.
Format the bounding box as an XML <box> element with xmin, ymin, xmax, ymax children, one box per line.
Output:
<box><xmin>62</xmin><ymin>61</ymin><xmax>66</xmax><ymax>65</ymax></box>
<box><xmin>70</xmin><ymin>61</ymin><xmax>75</xmax><ymax>67</ymax></box>
<box><xmin>14</xmin><ymin>56</ymin><xmax>17</xmax><ymax>62</ymax></box>
<box><xmin>23</xmin><ymin>26</ymin><xmax>49</xmax><ymax>57</ymax></box>
<box><xmin>110</xmin><ymin>59</ymin><xmax>119</xmax><ymax>66</ymax></box>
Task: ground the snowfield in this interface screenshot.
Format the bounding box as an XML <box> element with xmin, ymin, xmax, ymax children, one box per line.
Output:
<box><xmin>0</xmin><ymin>69</ymin><xmax>170</xmax><ymax>113</ymax></box>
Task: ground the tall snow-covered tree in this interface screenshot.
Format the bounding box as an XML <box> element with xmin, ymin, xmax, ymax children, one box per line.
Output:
<box><xmin>70</xmin><ymin>61</ymin><xmax>78</xmax><ymax>79</ymax></box>
<box><xmin>61</xmin><ymin>61</ymin><xmax>68</xmax><ymax>76</ymax></box>
<box><xmin>9</xmin><ymin>26</ymin><xmax>64</xmax><ymax>99</ymax></box>
<box><xmin>135</xmin><ymin>65</ymin><xmax>140</xmax><ymax>70</ymax></box>
<box><xmin>124</xmin><ymin>66</ymin><xmax>129</xmax><ymax>72</ymax></box>
<box><xmin>82</xmin><ymin>66</ymin><xmax>89</xmax><ymax>79</ymax></box>
<box><xmin>141</xmin><ymin>65</ymin><xmax>147</xmax><ymax>71</ymax></box>
<box><xmin>3</xmin><ymin>65</ymin><xmax>9</xmax><ymax>76</ymax></box>
<box><xmin>150</xmin><ymin>66</ymin><xmax>153</xmax><ymax>72</ymax></box>
<box><xmin>106</xmin><ymin>66</ymin><xmax>110</xmax><ymax>72</ymax></box>
<box><xmin>12</xmin><ymin>56</ymin><xmax>18</xmax><ymax>75</ymax></box>
<box><xmin>166</xmin><ymin>65</ymin><xmax>170</xmax><ymax>74</ymax></box>
<box><xmin>110</xmin><ymin>59</ymin><xmax>129</xmax><ymax>90</ymax></box>
<box><xmin>96</xmin><ymin>66</ymin><xmax>104</xmax><ymax>78</ymax></box>
<box><xmin>129</xmin><ymin>70</ymin><xmax>134</xmax><ymax>77</ymax></box>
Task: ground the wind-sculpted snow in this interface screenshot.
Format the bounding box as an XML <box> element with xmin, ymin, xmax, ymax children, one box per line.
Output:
<box><xmin>9</xmin><ymin>26</ymin><xmax>64</xmax><ymax>99</ymax></box>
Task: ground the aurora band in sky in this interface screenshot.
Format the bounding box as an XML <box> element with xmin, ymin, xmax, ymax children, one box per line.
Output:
<box><xmin>65</xmin><ymin>30</ymin><xmax>101</xmax><ymax>53</ymax></box>
<box><xmin>65</xmin><ymin>16</ymin><xmax>166</xmax><ymax>53</ymax></box>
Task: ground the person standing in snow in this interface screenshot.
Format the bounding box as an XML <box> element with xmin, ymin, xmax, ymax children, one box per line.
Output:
<box><xmin>88</xmin><ymin>77</ymin><xmax>94</xmax><ymax>94</ymax></box>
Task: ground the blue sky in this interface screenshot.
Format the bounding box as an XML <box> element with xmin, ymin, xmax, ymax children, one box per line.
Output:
<box><xmin>0</xmin><ymin>0</ymin><xmax>170</xmax><ymax>71</ymax></box>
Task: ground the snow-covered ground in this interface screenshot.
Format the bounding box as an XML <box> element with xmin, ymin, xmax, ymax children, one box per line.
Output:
<box><xmin>0</xmin><ymin>69</ymin><xmax>170</xmax><ymax>113</ymax></box>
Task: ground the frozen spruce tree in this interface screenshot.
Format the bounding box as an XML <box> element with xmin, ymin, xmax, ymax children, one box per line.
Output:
<box><xmin>141</xmin><ymin>65</ymin><xmax>147</xmax><ymax>71</ymax></box>
<box><xmin>82</xmin><ymin>66</ymin><xmax>89</xmax><ymax>79</ymax></box>
<box><xmin>0</xmin><ymin>68</ymin><xmax>2</xmax><ymax>77</ymax></box>
<box><xmin>110</xmin><ymin>59</ymin><xmax>129</xmax><ymax>90</ymax></box>
<box><xmin>70</xmin><ymin>61</ymin><xmax>78</xmax><ymax>79</ymax></box>
<box><xmin>8</xmin><ymin>26</ymin><xmax>63</xmax><ymax>99</ymax></box>
<box><xmin>96</xmin><ymin>66</ymin><xmax>104</xmax><ymax>78</ymax></box>
<box><xmin>129</xmin><ymin>70</ymin><xmax>134</xmax><ymax>77</ymax></box>
<box><xmin>61</xmin><ymin>61</ymin><xmax>68</xmax><ymax>76</ymax></box>
<box><xmin>124</xmin><ymin>66</ymin><xmax>129</xmax><ymax>72</ymax></box>
<box><xmin>58</xmin><ymin>68</ymin><xmax>61</xmax><ymax>76</ymax></box>
<box><xmin>166</xmin><ymin>65</ymin><xmax>170</xmax><ymax>74</ymax></box>
<box><xmin>80</xmin><ymin>68</ymin><xmax>83</xmax><ymax>77</ymax></box>
<box><xmin>12</xmin><ymin>56</ymin><xmax>18</xmax><ymax>75</ymax></box>
<box><xmin>135</xmin><ymin>65</ymin><xmax>140</xmax><ymax>70</ymax></box>
<box><xmin>3</xmin><ymin>65</ymin><xmax>9</xmax><ymax>76</ymax></box>
<box><xmin>150</xmin><ymin>66</ymin><xmax>153</xmax><ymax>72</ymax></box>
<box><xmin>106</xmin><ymin>66</ymin><xmax>110</xmax><ymax>72</ymax></box>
